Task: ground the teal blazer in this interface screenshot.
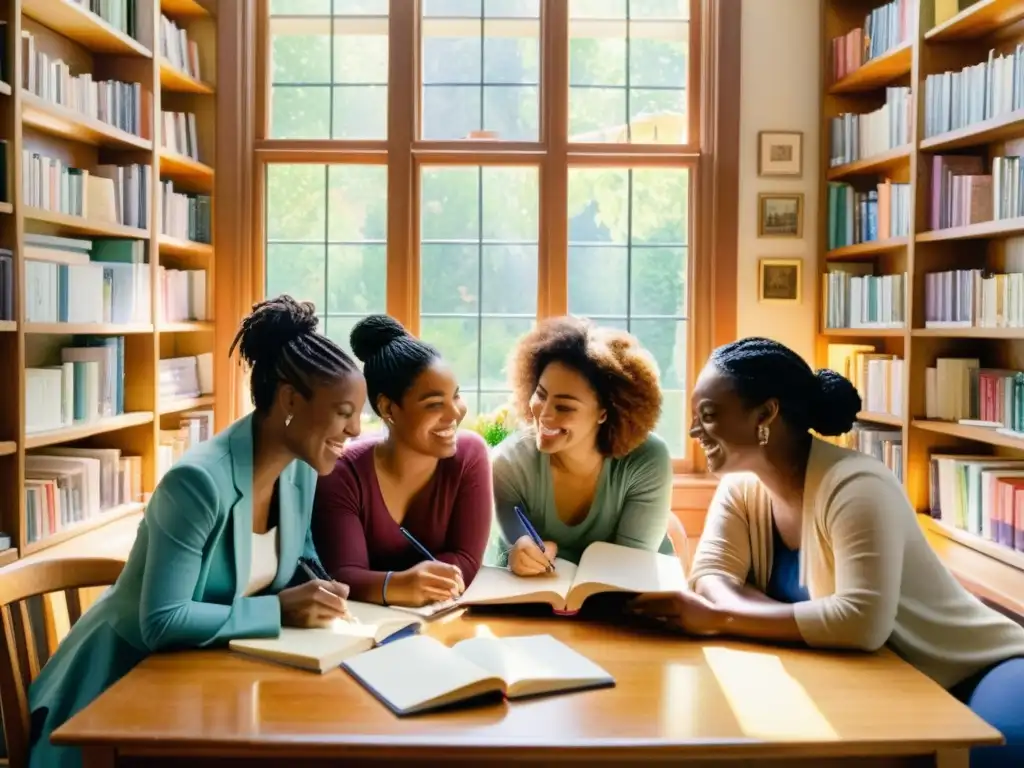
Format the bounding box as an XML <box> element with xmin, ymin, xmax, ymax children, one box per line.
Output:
<box><xmin>28</xmin><ymin>414</ymin><xmax>320</xmax><ymax>768</ymax></box>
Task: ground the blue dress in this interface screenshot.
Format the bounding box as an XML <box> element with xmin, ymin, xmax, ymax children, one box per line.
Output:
<box><xmin>766</xmin><ymin>518</ymin><xmax>1024</xmax><ymax>768</ymax></box>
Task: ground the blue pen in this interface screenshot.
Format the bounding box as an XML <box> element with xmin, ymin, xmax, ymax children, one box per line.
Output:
<box><xmin>399</xmin><ymin>526</ymin><xmax>437</xmax><ymax>562</ymax></box>
<box><xmin>514</xmin><ymin>505</ymin><xmax>555</xmax><ymax>572</ymax></box>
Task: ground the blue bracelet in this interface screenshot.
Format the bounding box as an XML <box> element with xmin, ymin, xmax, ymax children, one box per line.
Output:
<box><xmin>382</xmin><ymin>571</ymin><xmax>393</xmax><ymax>606</ymax></box>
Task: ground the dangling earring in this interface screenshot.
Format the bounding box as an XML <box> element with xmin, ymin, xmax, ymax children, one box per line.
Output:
<box><xmin>757</xmin><ymin>424</ymin><xmax>770</xmax><ymax>446</ymax></box>
<box><xmin>284</xmin><ymin>414</ymin><xmax>293</xmax><ymax>428</ymax></box>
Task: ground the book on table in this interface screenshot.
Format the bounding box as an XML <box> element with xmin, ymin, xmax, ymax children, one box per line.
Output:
<box><xmin>458</xmin><ymin>541</ymin><xmax>687</xmax><ymax>615</ymax></box>
<box><xmin>342</xmin><ymin>633</ymin><xmax>614</xmax><ymax>716</ymax></box>
<box><xmin>227</xmin><ymin>601</ymin><xmax>423</xmax><ymax>673</ymax></box>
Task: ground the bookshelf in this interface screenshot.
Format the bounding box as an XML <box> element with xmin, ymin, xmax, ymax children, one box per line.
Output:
<box><xmin>820</xmin><ymin>0</ymin><xmax>1024</xmax><ymax>608</ymax></box>
<box><xmin>0</xmin><ymin>0</ymin><xmax>218</xmax><ymax>564</ymax></box>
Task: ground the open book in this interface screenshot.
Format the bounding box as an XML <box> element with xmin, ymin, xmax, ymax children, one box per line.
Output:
<box><xmin>460</xmin><ymin>541</ymin><xmax>686</xmax><ymax>615</ymax></box>
<box><xmin>228</xmin><ymin>601</ymin><xmax>422</xmax><ymax>673</ymax></box>
<box><xmin>342</xmin><ymin>633</ymin><xmax>613</xmax><ymax>715</ymax></box>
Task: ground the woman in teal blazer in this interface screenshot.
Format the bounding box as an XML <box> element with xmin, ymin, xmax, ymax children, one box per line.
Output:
<box><xmin>28</xmin><ymin>296</ymin><xmax>367</xmax><ymax>768</ymax></box>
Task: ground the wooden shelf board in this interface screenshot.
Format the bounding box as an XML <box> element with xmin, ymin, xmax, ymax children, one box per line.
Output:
<box><xmin>161</xmin><ymin>0</ymin><xmax>211</xmax><ymax>17</ymax></box>
<box><xmin>916</xmin><ymin>217</ymin><xmax>1024</xmax><ymax>242</ymax></box>
<box><xmin>825</xmin><ymin>237</ymin><xmax>909</xmax><ymax>260</ymax></box>
<box><xmin>921</xmin><ymin>110</ymin><xmax>1024</xmax><ymax>152</ymax></box>
<box><xmin>158</xmin><ymin>235</ymin><xmax>213</xmax><ymax>261</ymax></box>
<box><xmin>20</xmin><ymin>502</ymin><xmax>146</xmax><ymax>558</ymax></box>
<box><xmin>912</xmin><ymin>327</ymin><xmax>1024</xmax><ymax>339</ymax></box>
<box><xmin>24</xmin><ymin>322</ymin><xmax>154</xmax><ymax>335</ymax></box>
<box><xmin>0</xmin><ymin>548</ymin><xmax>18</xmax><ymax>568</ymax></box>
<box><xmin>24</xmin><ymin>208</ymin><xmax>149</xmax><ymax>239</ymax></box>
<box><xmin>826</xmin><ymin>145</ymin><xmax>912</xmax><ymax>180</ymax></box>
<box><xmin>828</xmin><ymin>41</ymin><xmax>912</xmax><ymax>94</ymax></box>
<box><xmin>22</xmin><ymin>92</ymin><xmax>152</xmax><ymax>151</ymax></box>
<box><xmin>159</xmin><ymin>60</ymin><xmax>214</xmax><ymax>94</ymax></box>
<box><xmin>0</xmin><ymin>202</ymin><xmax>13</xmax><ymax>215</ymax></box>
<box><xmin>15</xmin><ymin>506</ymin><xmax>144</xmax><ymax>565</ymax></box>
<box><xmin>0</xmin><ymin>321</ymin><xmax>16</xmax><ymax>332</ymax></box>
<box><xmin>822</xmin><ymin>327</ymin><xmax>906</xmax><ymax>337</ymax></box>
<box><xmin>912</xmin><ymin>419</ymin><xmax>1024</xmax><ymax>450</ymax></box>
<box><xmin>25</xmin><ymin>412</ymin><xmax>155</xmax><ymax>449</ymax></box>
<box><xmin>159</xmin><ymin>394</ymin><xmax>215</xmax><ymax>415</ymax></box>
<box><xmin>159</xmin><ymin>148</ymin><xmax>214</xmax><ymax>187</ymax></box>
<box><xmin>919</xmin><ymin>515</ymin><xmax>1024</xmax><ymax>616</ymax></box>
<box><xmin>0</xmin><ymin>441</ymin><xmax>17</xmax><ymax>456</ymax></box>
<box><xmin>158</xmin><ymin>321</ymin><xmax>215</xmax><ymax>333</ymax></box>
<box><xmin>922</xmin><ymin>515</ymin><xmax>1024</xmax><ymax>571</ymax></box>
<box><xmin>925</xmin><ymin>0</ymin><xmax>1024</xmax><ymax>41</ymax></box>
<box><xmin>22</xmin><ymin>0</ymin><xmax>152</xmax><ymax>57</ymax></box>
<box><xmin>0</xmin><ymin>81</ymin><xmax>11</xmax><ymax>97</ymax></box>
<box><xmin>856</xmin><ymin>411</ymin><xmax>904</xmax><ymax>427</ymax></box>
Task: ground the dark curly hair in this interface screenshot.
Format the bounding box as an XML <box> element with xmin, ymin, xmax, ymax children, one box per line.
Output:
<box><xmin>350</xmin><ymin>314</ymin><xmax>440</xmax><ymax>415</ymax></box>
<box><xmin>229</xmin><ymin>295</ymin><xmax>358</xmax><ymax>412</ymax></box>
<box><xmin>508</xmin><ymin>316</ymin><xmax>662</xmax><ymax>457</ymax></box>
<box><xmin>710</xmin><ymin>337</ymin><xmax>862</xmax><ymax>437</ymax></box>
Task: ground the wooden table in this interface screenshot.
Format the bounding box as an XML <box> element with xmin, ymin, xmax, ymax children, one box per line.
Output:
<box><xmin>54</xmin><ymin>612</ymin><xmax>1000</xmax><ymax>767</ymax></box>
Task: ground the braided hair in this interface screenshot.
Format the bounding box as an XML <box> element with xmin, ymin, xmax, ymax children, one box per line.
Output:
<box><xmin>710</xmin><ymin>337</ymin><xmax>861</xmax><ymax>437</ymax></box>
<box><xmin>349</xmin><ymin>314</ymin><xmax>439</xmax><ymax>415</ymax></box>
<box><xmin>229</xmin><ymin>295</ymin><xmax>358</xmax><ymax>411</ymax></box>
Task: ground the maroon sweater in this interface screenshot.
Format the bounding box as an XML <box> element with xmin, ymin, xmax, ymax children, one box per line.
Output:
<box><xmin>311</xmin><ymin>431</ymin><xmax>493</xmax><ymax>592</ymax></box>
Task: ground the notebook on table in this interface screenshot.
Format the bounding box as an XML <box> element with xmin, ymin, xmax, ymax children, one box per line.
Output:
<box><xmin>459</xmin><ymin>541</ymin><xmax>686</xmax><ymax>615</ymax></box>
<box><xmin>228</xmin><ymin>601</ymin><xmax>423</xmax><ymax>673</ymax></box>
<box><xmin>342</xmin><ymin>633</ymin><xmax>614</xmax><ymax>716</ymax></box>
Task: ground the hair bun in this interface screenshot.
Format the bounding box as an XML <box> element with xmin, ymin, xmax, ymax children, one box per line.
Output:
<box><xmin>810</xmin><ymin>368</ymin><xmax>862</xmax><ymax>437</ymax></box>
<box><xmin>232</xmin><ymin>295</ymin><xmax>319</xmax><ymax>370</ymax></box>
<box><xmin>350</xmin><ymin>314</ymin><xmax>409</xmax><ymax>363</ymax></box>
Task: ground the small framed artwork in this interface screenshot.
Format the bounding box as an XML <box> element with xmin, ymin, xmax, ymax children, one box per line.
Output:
<box><xmin>758</xmin><ymin>258</ymin><xmax>802</xmax><ymax>303</ymax></box>
<box><xmin>758</xmin><ymin>131</ymin><xmax>803</xmax><ymax>177</ymax></box>
<box><xmin>758</xmin><ymin>192</ymin><xmax>803</xmax><ymax>238</ymax></box>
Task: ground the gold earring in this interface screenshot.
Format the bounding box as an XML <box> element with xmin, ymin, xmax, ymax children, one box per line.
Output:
<box><xmin>757</xmin><ymin>424</ymin><xmax>769</xmax><ymax>446</ymax></box>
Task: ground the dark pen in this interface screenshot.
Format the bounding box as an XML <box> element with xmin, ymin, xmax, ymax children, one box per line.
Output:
<box><xmin>298</xmin><ymin>558</ymin><xmax>358</xmax><ymax>623</ymax></box>
<box><xmin>515</xmin><ymin>505</ymin><xmax>555</xmax><ymax>573</ymax></box>
<box><xmin>398</xmin><ymin>526</ymin><xmax>437</xmax><ymax>561</ymax></box>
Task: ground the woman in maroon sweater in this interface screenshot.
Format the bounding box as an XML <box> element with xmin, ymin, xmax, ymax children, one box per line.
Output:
<box><xmin>312</xmin><ymin>314</ymin><xmax>492</xmax><ymax>608</ymax></box>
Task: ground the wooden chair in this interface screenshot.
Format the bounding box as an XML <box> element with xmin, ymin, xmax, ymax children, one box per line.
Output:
<box><xmin>0</xmin><ymin>558</ymin><xmax>124</xmax><ymax>768</ymax></box>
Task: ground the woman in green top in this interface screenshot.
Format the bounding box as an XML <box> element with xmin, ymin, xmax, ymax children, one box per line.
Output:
<box><xmin>492</xmin><ymin>316</ymin><xmax>674</xmax><ymax>574</ymax></box>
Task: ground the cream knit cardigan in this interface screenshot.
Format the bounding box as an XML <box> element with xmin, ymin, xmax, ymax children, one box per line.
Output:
<box><xmin>689</xmin><ymin>437</ymin><xmax>1024</xmax><ymax>689</ymax></box>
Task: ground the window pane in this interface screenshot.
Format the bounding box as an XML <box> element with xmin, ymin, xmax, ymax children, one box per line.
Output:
<box><xmin>265</xmin><ymin>164</ymin><xmax>387</xmax><ymax>354</ymax></box>
<box><xmin>567</xmin><ymin>167</ymin><xmax>690</xmax><ymax>456</ymax></box>
<box><xmin>420</xmin><ymin>167</ymin><xmax>538</xmax><ymax>415</ymax></box>
<box><xmin>569</xmin><ymin>1</ymin><xmax>689</xmax><ymax>143</ymax></box>
<box><xmin>269</xmin><ymin>8</ymin><xmax>388</xmax><ymax>139</ymax></box>
<box><xmin>421</xmin><ymin>7</ymin><xmax>540</xmax><ymax>140</ymax></box>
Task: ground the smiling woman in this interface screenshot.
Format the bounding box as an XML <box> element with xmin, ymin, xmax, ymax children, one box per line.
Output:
<box><xmin>311</xmin><ymin>314</ymin><xmax>494</xmax><ymax>609</ymax></box>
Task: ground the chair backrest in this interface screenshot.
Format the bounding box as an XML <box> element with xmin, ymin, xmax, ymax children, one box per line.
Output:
<box><xmin>0</xmin><ymin>557</ymin><xmax>124</xmax><ymax>768</ymax></box>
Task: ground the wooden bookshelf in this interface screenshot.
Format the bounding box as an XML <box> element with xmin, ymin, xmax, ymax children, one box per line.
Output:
<box><xmin>819</xmin><ymin>0</ymin><xmax>1024</xmax><ymax>614</ymax></box>
<box><xmin>0</xmin><ymin>0</ymin><xmax>218</xmax><ymax>564</ymax></box>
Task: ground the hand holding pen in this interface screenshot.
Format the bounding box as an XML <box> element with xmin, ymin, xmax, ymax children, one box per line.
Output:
<box><xmin>282</xmin><ymin>558</ymin><xmax>357</xmax><ymax>626</ymax></box>
<box><xmin>392</xmin><ymin>527</ymin><xmax>464</xmax><ymax>604</ymax></box>
<box><xmin>508</xmin><ymin>505</ymin><xmax>558</xmax><ymax>576</ymax></box>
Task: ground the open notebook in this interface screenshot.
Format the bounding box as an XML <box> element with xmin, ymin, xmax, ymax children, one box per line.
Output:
<box><xmin>228</xmin><ymin>601</ymin><xmax>423</xmax><ymax>673</ymax></box>
<box><xmin>343</xmin><ymin>633</ymin><xmax>614</xmax><ymax>715</ymax></box>
<box><xmin>459</xmin><ymin>541</ymin><xmax>686</xmax><ymax>614</ymax></box>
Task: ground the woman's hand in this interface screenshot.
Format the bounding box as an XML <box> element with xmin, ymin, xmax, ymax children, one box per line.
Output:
<box><xmin>390</xmin><ymin>561</ymin><xmax>464</xmax><ymax>607</ymax></box>
<box><xmin>628</xmin><ymin>590</ymin><xmax>727</xmax><ymax>636</ymax></box>
<box><xmin>509</xmin><ymin>535</ymin><xmax>558</xmax><ymax>576</ymax></box>
<box><xmin>278</xmin><ymin>579</ymin><xmax>352</xmax><ymax>628</ymax></box>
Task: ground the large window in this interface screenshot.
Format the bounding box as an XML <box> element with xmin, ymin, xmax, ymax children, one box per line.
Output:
<box><xmin>259</xmin><ymin>0</ymin><xmax>699</xmax><ymax>465</ymax></box>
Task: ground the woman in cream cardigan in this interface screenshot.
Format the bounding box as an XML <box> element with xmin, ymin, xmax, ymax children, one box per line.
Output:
<box><xmin>631</xmin><ymin>337</ymin><xmax>1024</xmax><ymax>767</ymax></box>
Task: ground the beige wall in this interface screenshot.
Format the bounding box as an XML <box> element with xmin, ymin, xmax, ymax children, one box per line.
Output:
<box><xmin>735</xmin><ymin>0</ymin><xmax>821</xmax><ymax>365</ymax></box>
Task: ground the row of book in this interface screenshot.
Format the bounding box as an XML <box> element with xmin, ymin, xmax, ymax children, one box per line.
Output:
<box><xmin>930</xmin><ymin>154</ymin><xmax>1024</xmax><ymax>231</ymax></box>
<box><xmin>923</xmin><ymin>44</ymin><xmax>1024</xmax><ymax>139</ymax></box>
<box><xmin>829</xmin><ymin>87</ymin><xmax>911</xmax><ymax>167</ymax></box>
<box><xmin>24</xmin><ymin>236</ymin><xmax>150</xmax><ymax>325</ymax></box>
<box><xmin>161</xmin><ymin>181</ymin><xmax>211</xmax><ymax>244</ymax></box>
<box><xmin>828</xmin><ymin>0</ymin><xmax>912</xmax><ymax>84</ymax></box>
<box><xmin>923</xmin><ymin>269</ymin><xmax>1024</xmax><ymax>329</ymax></box>
<box><xmin>921</xmin><ymin>359</ymin><xmax>1024</xmax><ymax>435</ymax></box>
<box><xmin>159</xmin><ymin>267</ymin><xmax>208</xmax><ymax>323</ymax></box>
<box><xmin>161</xmin><ymin>353</ymin><xmax>213</xmax><ymax>403</ymax></box>
<box><xmin>161</xmin><ymin>14</ymin><xmax>202</xmax><ymax>82</ymax></box>
<box><xmin>826</xmin><ymin>179</ymin><xmax>910</xmax><ymax>249</ymax></box>
<box><xmin>24</xmin><ymin>448</ymin><xmax>143</xmax><ymax>545</ymax></box>
<box><xmin>928</xmin><ymin>455</ymin><xmax>1024</xmax><ymax>554</ymax></box>
<box><xmin>827</xmin><ymin>343</ymin><xmax>905</xmax><ymax>419</ymax></box>
<box><xmin>157</xmin><ymin>409</ymin><xmax>213</xmax><ymax>482</ymax></box>
<box><xmin>822</xmin><ymin>264</ymin><xmax>907</xmax><ymax>330</ymax></box>
<box><xmin>835</xmin><ymin>425</ymin><xmax>903</xmax><ymax>481</ymax></box>
<box><xmin>162</xmin><ymin>111</ymin><xmax>199</xmax><ymax>161</ymax></box>
<box><xmin>22</xmin><ymin>151</ymin><xmax>151</xmax><ymax>230</ymax></box>
<box><xmin>21</xmin><ymin>29</ymin><xmax>149</xmax><ymax>138</ymax></box>
<box><xmin>25</xmin><ymin>336</ymin><xmax>125</xmax><ymax>433</ymax></box>
<box><xmin>74</xmin><ymin>0</ymin><xmax>143</xmax><ymax>42</ymax></box>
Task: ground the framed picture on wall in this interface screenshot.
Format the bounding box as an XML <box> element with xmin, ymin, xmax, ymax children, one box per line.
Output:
<box><xmin>758</xmin><ymin>192</ymin><xmax>803</xmax><ymax>238</ymax></box>
<box><xmin>758</xmin><ymin>131</ymin><xmax>803</xmax><ymax>177</ymax></box>
<box><xmin>758</xmin><ymin>258</ymin><xmax>802</xmax><ymax>303</ymax></box>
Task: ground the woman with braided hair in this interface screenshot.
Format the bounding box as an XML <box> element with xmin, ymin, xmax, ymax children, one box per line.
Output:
<box><xmin>28</xmin><ymin>295</ymin><xmax>366</xmax><ymax>768</ymax></box>
<box><xmin>630</xmin><ymin>337</ymin><xmax>1024</xmax><ymax>767</ymax></box>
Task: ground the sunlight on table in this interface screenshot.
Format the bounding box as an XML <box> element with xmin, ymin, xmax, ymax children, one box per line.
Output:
<box><xmin>702</xmin><ymin>646</ymin><xmax>838</xmax><ymax>741</ymax></box>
